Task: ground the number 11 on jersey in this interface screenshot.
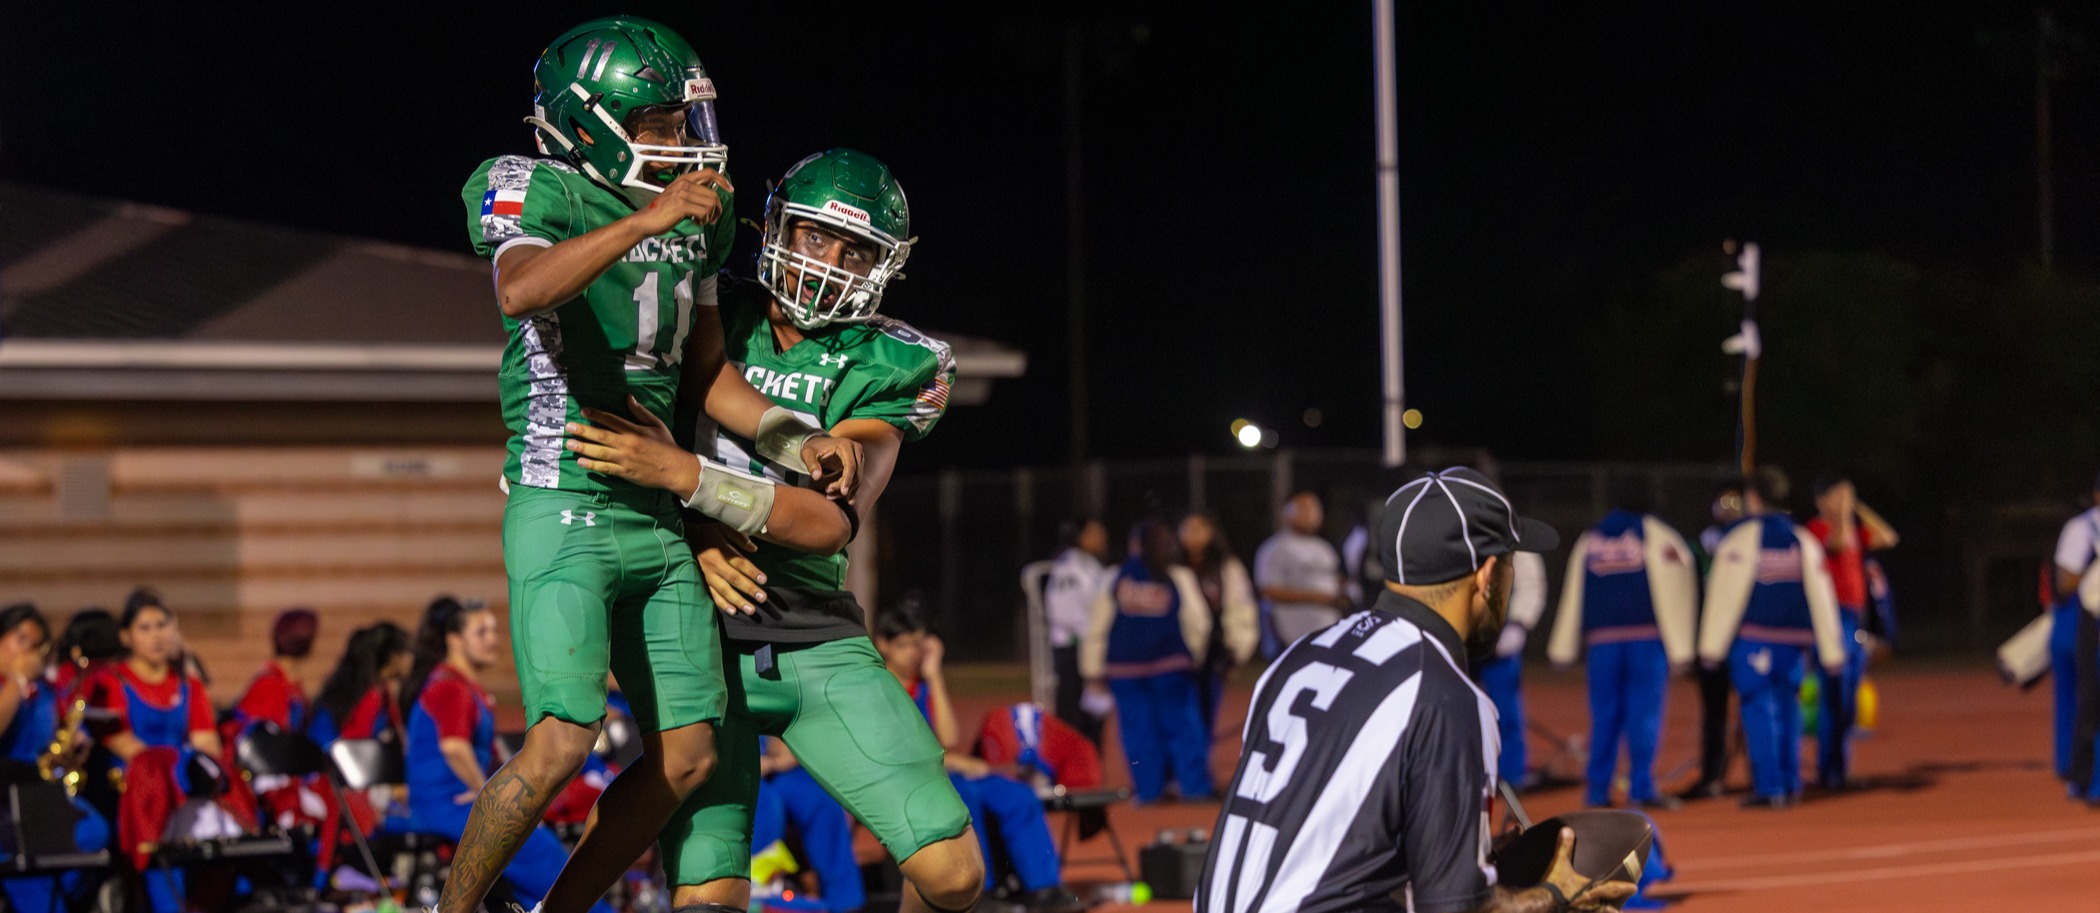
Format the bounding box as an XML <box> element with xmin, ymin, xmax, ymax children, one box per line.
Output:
<box><xmin>626</xmin><ymin>272</ymin><xmax>696</xmax><ymax>371</ymax></box>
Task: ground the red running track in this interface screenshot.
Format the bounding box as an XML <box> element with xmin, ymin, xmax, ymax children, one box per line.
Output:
<box><xmin>964</xmin><ymin>662</ymin><xmax>2079</xmax><ymax>912</ymax></box>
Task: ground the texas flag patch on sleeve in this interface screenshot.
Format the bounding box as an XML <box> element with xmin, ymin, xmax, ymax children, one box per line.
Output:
<box><xmin>481</xmin><ymin>188</ymin><xmax>527</xmax><ymax>217</ymax></box>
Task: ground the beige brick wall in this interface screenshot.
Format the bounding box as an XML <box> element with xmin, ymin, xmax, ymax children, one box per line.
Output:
<box><xmin>0</xmin><ymin>446</ymin><xmax>521</xmax><ymax>713</ymax></box>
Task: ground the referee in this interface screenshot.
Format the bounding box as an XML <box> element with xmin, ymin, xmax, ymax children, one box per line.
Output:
<box><xmin>1200</xmin><ymin>468</ymin><xmax>1636</xmax><ymax>913</ymax></box>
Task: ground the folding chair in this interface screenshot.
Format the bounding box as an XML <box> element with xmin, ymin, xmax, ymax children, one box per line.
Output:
<box><xmin>238</xmin><ymin>722</ymin><xmax>387</xmax><ymax>899</ymax></box>
<box><xmin>1019</xmin><ymin>561</ymin><xmax>1057</xmax><ymax>711</ymax></box>
<box><xmin>1043</xmin><ymin>786</ymin><xmax>1135</xmax><ymax>882</ymax></box>
<box><xmin>0</xmin><ymin>778</ymin><xmax>111</xmax><ymax>913</ymax></box>
<box><xmin>332</xmin><ymin>736</ymin><xmax>453</xmax><ymax>904</ymax></box>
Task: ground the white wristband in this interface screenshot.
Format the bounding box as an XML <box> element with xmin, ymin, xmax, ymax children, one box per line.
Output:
<box><xmin>754</xmin><ymin>406</ymin><xmax>818</xmax><ymax>474</ymax></box>
<box><xmin>682</xmin><ymin>454</ymin><xmax>776</xmax><ymax>536</ymax></box>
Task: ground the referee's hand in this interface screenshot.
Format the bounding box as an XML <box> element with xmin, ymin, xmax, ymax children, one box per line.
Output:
<box><xmin>1544</xmin><ymin>827</ymin><xmax>1638</xmax><ymax>912</ymax></box>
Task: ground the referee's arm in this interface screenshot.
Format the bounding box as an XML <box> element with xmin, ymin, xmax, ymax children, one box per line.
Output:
<box><xmin>1401</xmin><ymin>698</ymin><xmax>1584</xmax><ymax>913</ymax></box>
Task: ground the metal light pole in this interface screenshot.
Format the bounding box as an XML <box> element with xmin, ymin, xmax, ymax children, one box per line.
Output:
<box><xmin>1721</xmin><ymin>242</ymin><xmax>1762</xmax><ymax>474</ymax></box>
<box><xmin>1373</xmin><ymin>0</ymin><xmax>1405</xmax><ymax>468</ymax></box>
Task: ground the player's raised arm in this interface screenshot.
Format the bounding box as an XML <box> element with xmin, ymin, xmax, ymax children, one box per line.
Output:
<box><xmin>493</xmin><ymin>169</ymin><xmax>732</xmax><ymax>319</ymax></box>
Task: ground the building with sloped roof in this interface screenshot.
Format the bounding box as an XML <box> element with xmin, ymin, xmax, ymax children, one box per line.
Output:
<box><xmin>0</xmin><ymin>184</ymin><xmax>1024</xmax><ymax>712</ymax></box>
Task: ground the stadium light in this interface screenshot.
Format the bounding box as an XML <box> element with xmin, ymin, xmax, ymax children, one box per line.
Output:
<box><xmin>1236</xmin><ymin>423</ymin><xmax>1263</xmax><ymax>448</ymax></box>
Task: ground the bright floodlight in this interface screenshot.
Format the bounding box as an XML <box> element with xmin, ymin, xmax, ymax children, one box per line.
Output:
<box><xmin>1236</xmin><ymin>423</ymin><xmax>1263</xmax><ymax>448</ymax></box>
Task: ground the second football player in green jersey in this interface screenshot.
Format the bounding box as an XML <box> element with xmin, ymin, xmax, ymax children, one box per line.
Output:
<box><xmin>557</xmin><ymin>148</ymin><xmax>986</xmax><ymax>913</ymax></box>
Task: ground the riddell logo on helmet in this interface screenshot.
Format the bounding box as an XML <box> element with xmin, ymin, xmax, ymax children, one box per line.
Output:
<box><xmin>685</xmin><ymin>77</ymin><xmax>716</xmax><ymax>101</ymax></box>
<box><xmin>822</xmin><ymin>200</ymin><xmax>872</xmax><ymax>225</ymax></box>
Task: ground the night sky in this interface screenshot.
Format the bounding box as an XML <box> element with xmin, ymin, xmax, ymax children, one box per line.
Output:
<box><xmin>5</xmin><ymin>2</ymin><xmax>2095</xmax><ymax>469</ymax></box>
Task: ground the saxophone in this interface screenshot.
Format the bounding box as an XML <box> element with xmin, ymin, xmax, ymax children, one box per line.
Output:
<box><xmin>38</xmin><ymin>695</ymin><xmax>88</xmax><ymax>798</ymax></box>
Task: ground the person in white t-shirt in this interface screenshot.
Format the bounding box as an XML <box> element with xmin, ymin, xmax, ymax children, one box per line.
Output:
<box><xmin>1043</xmin><ymin>518</ymin><xmax>1111</xmax><ymax>744</ymax></box>
<box><xmin>1253</xmin><ymin>491</ymin><xmax>1349</xmax><ymax>649</ymax></box>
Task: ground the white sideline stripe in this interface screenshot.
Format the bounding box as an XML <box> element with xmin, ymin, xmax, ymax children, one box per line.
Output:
<box><xmin>1652</xmin><ymin>847</ymin><xmax>2100</xmax><ymax>894</ymax></box>
<box><xmin>1673</xmin><ymin>826</ymin><xmax>2100</xmax><ymax>872</ymax></box>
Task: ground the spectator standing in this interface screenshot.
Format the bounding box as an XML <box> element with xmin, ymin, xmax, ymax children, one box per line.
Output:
<box><xmin>1254</xmin><ymin>491</ymin><xmax>1348</xmax><ymax>649</ymax></box>
<box><xmin>1474</xmin><ymin>550</ymin><xmax>1549</xmax><ymax>790</ymax></box>
<box><xmin>2047</xmin><ymin>476</ymin><xmax>2100</xmax><ymax>785</ymax></box>
<box><xmin>1548</xmin><ymin>484</ymin><xmax>1698</xmax><ymax>810</ymax></box>
<box><xmin>1178</xmin><ymin>512</ymin><xmax>1259</xmax><ymax>738</ymax></box>
<box><xmin>1681</xmin><ymin>475</ymin><xmax>1748</xmax><ymax>801</ymax></box>
<box><xmin>1697</xmin><ymin>470</ymin><xmax>1845</xmax><ymax>808</ymax></box>
<box><xmin>1805</xmin><ymin>472</ymin><xmax>1899</xmax><ymax>791</ymax></box>
<box><xmin>1083</xmin><ymin>520</ymin><xmax>1215</xmax><ymax>804</ymax></box>
<box><xmin>1043</xmin><ymin>518</ymin><xmax>1111</xmax><ymax>745</ymax></box>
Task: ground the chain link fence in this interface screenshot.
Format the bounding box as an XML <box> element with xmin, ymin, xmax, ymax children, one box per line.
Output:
<box><xmin>873</xmin><ymin>450</ymin><xmax>1743</xmax><ymax>662</ymax></box>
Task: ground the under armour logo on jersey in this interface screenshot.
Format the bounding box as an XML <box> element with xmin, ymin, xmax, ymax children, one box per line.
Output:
<box><xmin>560</xmin><ymin>510</ymin><xmax>597</xmax><ymax>527</ymax></box>
<box><xmin>818</xmin><ymin>353</ymin><xmax>851</xmax><ymax>368</ymax></box>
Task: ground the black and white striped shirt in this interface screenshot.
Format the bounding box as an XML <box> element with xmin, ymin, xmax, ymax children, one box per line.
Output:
<box><xmin>1201</xmin><ymin>591</ymin><xmax>1500</xmax><ymax>913</ymax></box>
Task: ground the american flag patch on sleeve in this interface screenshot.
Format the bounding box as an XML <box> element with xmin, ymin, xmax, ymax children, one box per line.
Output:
<box><xmin>915</xmin><ymin>375</ymin><xmax>951</xmax><ymax>411</ymax></box>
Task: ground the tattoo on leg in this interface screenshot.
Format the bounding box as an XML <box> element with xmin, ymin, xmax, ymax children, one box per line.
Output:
<box><xmin>437</xmin><ymin>768</ymin><xmax>547</xmax><ymax>913</ymax></box>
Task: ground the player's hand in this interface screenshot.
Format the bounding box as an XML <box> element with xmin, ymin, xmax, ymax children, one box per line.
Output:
<box><xmin>623</xmin><ymin>168</ymin><xmax>733</xmax><ymax>236</ymax></box>
<box><xmin>567</xmin><ymin>397</ymin><xmax>694</xmax><ymax>494</ymax></box>
<box><xmin>921</xmin><ymin>634</ymin><xmax>946</xmax><ymax>680</ymax></box>
<box><xmin>799</xmin><ymin>434</ymin><xmax>863</xmax><ymax>501</ymax></box>
<box><xmin>693</xmin><ymin>522</ymin><xmax>767</xmax><ymax>615</ymax></box>
<box><xmin>1542</xmin><ymin>827</ymin><xmax>1638</xmax><ymax>912</ymax></box>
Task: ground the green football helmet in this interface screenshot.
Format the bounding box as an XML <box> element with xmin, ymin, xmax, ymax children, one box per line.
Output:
<box><xmin>525</xmin><ymin>16</ymin><xmax>727</xmax><ymax>206</ymax></box>
<box><xmin>758</xmin><ymin>149</ymin><xmax>914</xmax><ymax>329</ymax></box>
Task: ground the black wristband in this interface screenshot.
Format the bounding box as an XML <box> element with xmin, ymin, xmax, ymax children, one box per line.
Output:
<box><xmin>1537</xmin><ymin>881</ymin><xmax>1569</xmax><ymax>913</ymax></box>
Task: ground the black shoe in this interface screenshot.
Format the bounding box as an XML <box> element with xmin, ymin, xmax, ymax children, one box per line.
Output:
<box><xmin>1676</xmin><ymin>780</ymin><xmax>1724</xmax><ymax>801</ymax></box>
<box><xmin>1739</xmin><ymin>794</ymin><xmax>1790</xmax><ymax>809</ymax></box>
<box><xmin>1022</xmin><ymin>887</ymin><xmax>1088</xmax><ymax>913</ymax></box>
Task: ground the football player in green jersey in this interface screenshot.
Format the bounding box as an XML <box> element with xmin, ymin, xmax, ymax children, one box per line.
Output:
<box><xmin>449</xmin><ymin>18</ymin><xmax>870</xmax><ymax>913</ymax></box>
<box><xmin>555</xmin><ymin>149</ymin><xmax>991</xmax><ymax>913</ymax></box>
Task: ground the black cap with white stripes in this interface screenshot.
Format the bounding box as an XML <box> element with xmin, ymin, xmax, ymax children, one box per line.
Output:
<box><xmin>1377</xmin><ymin>467</ymin><xmax>1559</xmax><ymax>585</ymax></box>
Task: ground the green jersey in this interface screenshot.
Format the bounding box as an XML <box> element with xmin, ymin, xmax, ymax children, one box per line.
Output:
<box><xmin>463</xmin><ymin>155</ymin><xmax>736</xmax><ymax>492</ymax></box>
<box><xmin>708</xmin><ymin>278</ymin><xmax>956</xmax><ymax>642</ymax></box>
